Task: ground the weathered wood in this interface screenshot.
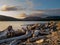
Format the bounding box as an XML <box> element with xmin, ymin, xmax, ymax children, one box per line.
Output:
<box><xmin>0</xmin><ymin>29</ymin><xmax>26</xmax><ymax>39</ymax></box>
<box><xmin>9</xmin><ymin>40</ymin><xmax>21</xmax><ymax>45</ymax></box>
<box><xmin>40</xmin><ymin>32</ymin><xmax>51</xmax><ymax>35</ymax></box>
<box><xmin>0</xmin><ymin>30</ymin><xmax>32</xmax><ymax>44</ymax></box>
<box><xmin>29</xmin><ymin>31</ymin><xmax>51</xmax><ymax>42</ymax></box>
<box><xmin>29</xmin><ymin>36</ymin><xmax>46</xmax><ymax>42</ymax></box>
<box><xmin>0</xmin><ymin>30</ymin><xmax>7</xmax><ymax>39</ymax></box>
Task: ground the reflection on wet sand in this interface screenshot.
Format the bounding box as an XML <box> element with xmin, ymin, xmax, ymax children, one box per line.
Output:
<box><xmin>0</xmin><ymin>21</ymin><xmax>43</xmax><ymax>31</ymax></box>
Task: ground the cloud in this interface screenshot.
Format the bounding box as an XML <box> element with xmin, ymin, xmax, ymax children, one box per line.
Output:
<box><xmin>14</xmin><ymin>13</ymin><xmax>27</xmax><ymax>19</ymax></box>
<box><xmin>26</xmin><ymin>0</ymin><xmax>34</xmax><ymax>10</ymax></box>
<box><xmin>34</xmin><ymin>8</ymin><xmax>60</xmax><ymax>16</ymax></box>
<box><xmin>0</xmin><ymin>0</ymin><xmax>34</xmax><ymax>11</ymax></box>
<box><xmin>1</xmin><ymin>5</ymin><xmax>17</xmax><ymax>11</ymax></box>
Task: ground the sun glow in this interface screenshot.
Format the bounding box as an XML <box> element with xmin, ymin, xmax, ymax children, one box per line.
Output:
<box><xmin>14</xmin><ymin>13</ymin><xmax>27</xmax><ymax>19</ymax></box>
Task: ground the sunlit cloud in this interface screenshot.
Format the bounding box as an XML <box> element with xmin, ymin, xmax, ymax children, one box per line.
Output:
<box><xmin>0</xmin><ymin>0</ymin><xmax>34</xmax><ymax>12</ymax></box>
<box><xmin>1</xmin><ymin>5</ymin><xmax>18</xmax><ymax>11</ymax></box>
<box><xmin>14</xmin><ymin>13</ymin><xmax>27</xmax><ymax>19</ymax></box>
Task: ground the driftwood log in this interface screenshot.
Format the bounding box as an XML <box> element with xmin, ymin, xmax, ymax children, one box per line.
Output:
<box><xmin>0</xmin><ymin>30</ymin><xmax>33</xmax><ymax>44</ymax></box>
<box><xmin>0</xmin><ymin>30</ymin><xmax>26</xmax><ymax>39</ymax></box>
<box><xmin>29</xmin><ymin>36</ymin><xmax>46</xmax><ymax>42</ymax></box>
<box><xmin>0</xmin><ymin>25</ymin><xmax>26</xmax><ymax>40</ymax></box>
<box><xmin>0</xmin><ymin>30</ymin><xmax>7</xmax><ymax>39</ymax></box>
<box><xmin>9</xmin><ymin>40</ymin><xmax>21</xmax><ymax>45</ymax></box>
<box><xmin>29</xmin><ymin>31</ymin><xmax>51</xmax><ymax>42</ymax></box>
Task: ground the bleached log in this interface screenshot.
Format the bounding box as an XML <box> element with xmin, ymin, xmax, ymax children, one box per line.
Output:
<box><xmin>29</xmin><ymin>36</ymin><xmax>46</xmax><ymax>42</ymax></box>
<box><xmin>0</xmin><ymin>30</ymin><xmax>32</xmax><ymax>44</ymax></box>
<box><xmin>0</xmin><ymin>30</ymin><xmax>7</xmax><ymax>39</ymax></box>
<box><xmin>9</xmin><ymin>40</ymin><xmax>21</xmax><ymax>45</ymax></box>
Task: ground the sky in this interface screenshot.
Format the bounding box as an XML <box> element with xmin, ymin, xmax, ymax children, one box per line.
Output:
<box><xmin>33</xmin><ymin>0</ymin><xmax>60</xmax><ymax>10</ymax></box>
<box><xmin>0</xmin><ymin>0</ymin><xmax>60</xmax><ymax>10</ymax></box>
<box><xmin>0</xmin><ymin>0</ymin><xmax>60</xmax><ymax>18</ymax></box>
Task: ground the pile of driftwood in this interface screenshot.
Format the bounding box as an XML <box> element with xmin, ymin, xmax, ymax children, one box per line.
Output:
<box><xmin>0</xmin><ymin>22</ymin><xmax>59</xmax><ymax>45</ymax></box>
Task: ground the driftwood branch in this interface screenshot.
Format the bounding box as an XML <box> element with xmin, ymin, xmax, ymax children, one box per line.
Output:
<box><xmin>9</xmin><ymin>40</ymin><xmax>21</xmax><ymax>45</ymax></box>
<box><xmin>29</xmin><ymin>36</ymin><xmax>46</xmax><ymax>42</ymax></box>
<box><xmin>0</xmin><ymin>30</ymin><xmax>7</xmax><ymax>39</ymax></box>
<box><xmin>0</xmin><ymin>30</ymin><xmax>32</xmax><ymax>44</ymax></box>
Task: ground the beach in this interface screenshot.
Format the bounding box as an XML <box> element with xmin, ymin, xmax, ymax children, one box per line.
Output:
<box><xmin>0</xmin><ymin>21</ymin><xmax>60</xmax><ymax>45</ymax></box>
